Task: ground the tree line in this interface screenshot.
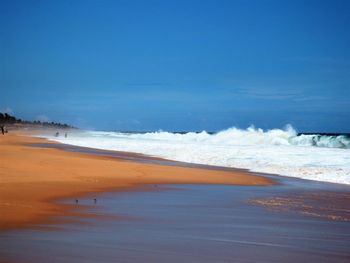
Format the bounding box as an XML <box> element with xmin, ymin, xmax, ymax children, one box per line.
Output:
<box><xmin>0</xmin><ymin>113</ymin><xmax>74</xmax><ymax>129</ymax></box>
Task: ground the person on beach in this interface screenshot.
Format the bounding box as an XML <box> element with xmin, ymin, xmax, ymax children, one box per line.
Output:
<box><xmin>55</xmin><ymin>132</ymin><xmax>59</xmax><ymax>137</ymax></box>
<box><xmin>1</xmin><ymin>126</ymin><xmax>4</xmax><ymax>135</ymax></box>
<box><xmin>65</xmin><ymin>133</ymin><xmax>67</xmax><ymax>138</ymax></box>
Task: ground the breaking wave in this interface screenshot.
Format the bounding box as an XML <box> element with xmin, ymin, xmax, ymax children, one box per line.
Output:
<box><xmin>113</xmin><ymin>125</ymin><xmax>350</xmax><ymax>149</ymax></box>
<box><xmin>289</xmin><ymin>134</ymin><xmax>350</xmax><ymax>149</ymax></box>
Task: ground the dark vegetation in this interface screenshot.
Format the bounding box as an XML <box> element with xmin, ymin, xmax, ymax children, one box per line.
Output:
<box><xmin>0</xmin><ymin>113</ymin><xmax>74</xmax><ymax>129</ymax></box>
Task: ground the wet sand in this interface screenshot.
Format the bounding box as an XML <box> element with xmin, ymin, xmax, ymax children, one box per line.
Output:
<box><xmin>252</xmin><ymin>190</ymin><xmax>350</xmax><ymax>222</ymax></box>
<box><xmin>1</xmin><ymin>180</ymin><xmax>350</xmax><ymax>263</ymax></box>
<box><xmin>0</xmin><ymin>133</ymin><xmax>271</xmax><ymax>231</ymax></box>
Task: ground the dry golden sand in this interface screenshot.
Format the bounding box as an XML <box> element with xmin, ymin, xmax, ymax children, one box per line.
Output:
<box><xmin>0</xmin><ymin>133</ymin><xmax>274</xmax><ymax>231</ymax></box>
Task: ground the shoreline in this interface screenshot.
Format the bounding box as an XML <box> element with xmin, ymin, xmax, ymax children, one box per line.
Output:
<box><xmin>0</xmin><ymin>132</ymin><xmax>274</xmax><ymax>231</ymax></box>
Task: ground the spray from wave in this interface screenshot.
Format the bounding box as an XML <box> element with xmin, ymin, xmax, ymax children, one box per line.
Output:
<box><xmin>42</xmin><ymin>125</ymin><xmax>350</xmax><ymax>185</ymax></box>
<box><xmin>109</xmin><ymin>125</ymin><xmax>349</xmax><ymax>149</ymax></box>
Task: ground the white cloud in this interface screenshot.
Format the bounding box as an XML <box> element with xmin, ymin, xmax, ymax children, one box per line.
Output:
<box><xmin>36</xmin><ymin>114</ymin><xmax>50</xmax><ymax>122</ymax></box>
<box><xmin>235</xmin><ymin>87</ymin><xmax>303</xmax><ymax>100</ymax></box>
<box><xmin>1</xmin><ymin>107</ymin><xmax>14</xmax><ymax>115</ymax></box>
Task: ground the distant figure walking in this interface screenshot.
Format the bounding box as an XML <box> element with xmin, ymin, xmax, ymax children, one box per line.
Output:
<box><xmin>75</xmin><ymin>199</ymin><xmax>79</xmax><ymax>204</ymax></box>
<box><xmin>94</xmin><ymin>198</ymin><xmax>97</xmax><ymax>204</ymax></box>
<box><xmin>65</xmin><ymin>133</ymin><xmax>67</xmax><ymax>138</ymax></box>
<box><xmin>55</xmin><ymin>132</ymin><xmax>59</xmax><ymax>137</ymax></box>
<box><xmin>1</xmin><ymin>126</ymin><xmax>4</xmax><ymax>135</ymax></box>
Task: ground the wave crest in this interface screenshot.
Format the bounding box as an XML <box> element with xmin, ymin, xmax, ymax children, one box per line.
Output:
<box><xmin>120</xmin><ymin>125</ymin><xmax>348</xmax><ymax>149</ymax></box>
<box><xmin>289</xmin><ymin>134</ymin><xmax>350</xmax><ymax>148</ymax></box>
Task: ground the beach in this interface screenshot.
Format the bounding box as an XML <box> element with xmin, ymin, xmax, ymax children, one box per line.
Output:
<box><xmin>0</xmin><ymin>132</ymin><xmax>272</xmax><ymax>231</ymax></box>
<box><xmin>1</xmin><ymin>132</ymin><xmax>350</xmax><ymax>263</ymax></box>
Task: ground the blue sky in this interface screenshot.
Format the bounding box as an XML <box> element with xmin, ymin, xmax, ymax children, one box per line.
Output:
<box><xmin>1</xmin><ymin>0</ymin><xmax>349</xmax><ymax>132</ymax></box>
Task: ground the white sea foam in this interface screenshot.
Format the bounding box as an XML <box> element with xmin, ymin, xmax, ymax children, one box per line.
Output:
<box><xmin>41</xmin><ymin>126</ymin><xmax>350</xmax><ymax>185</ymax></box>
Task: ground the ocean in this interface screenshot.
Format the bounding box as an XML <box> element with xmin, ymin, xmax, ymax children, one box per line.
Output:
<box><xmin>42</xmin><ymin>125</ymin><xmax>350</xmax><ymax>185</ymax></box>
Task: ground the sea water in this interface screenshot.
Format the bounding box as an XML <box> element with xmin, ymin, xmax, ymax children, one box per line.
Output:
<box><xmin>42</xmin><ymin>125</ymin><xmax>350</xmax><ymax>185</ymax></box>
